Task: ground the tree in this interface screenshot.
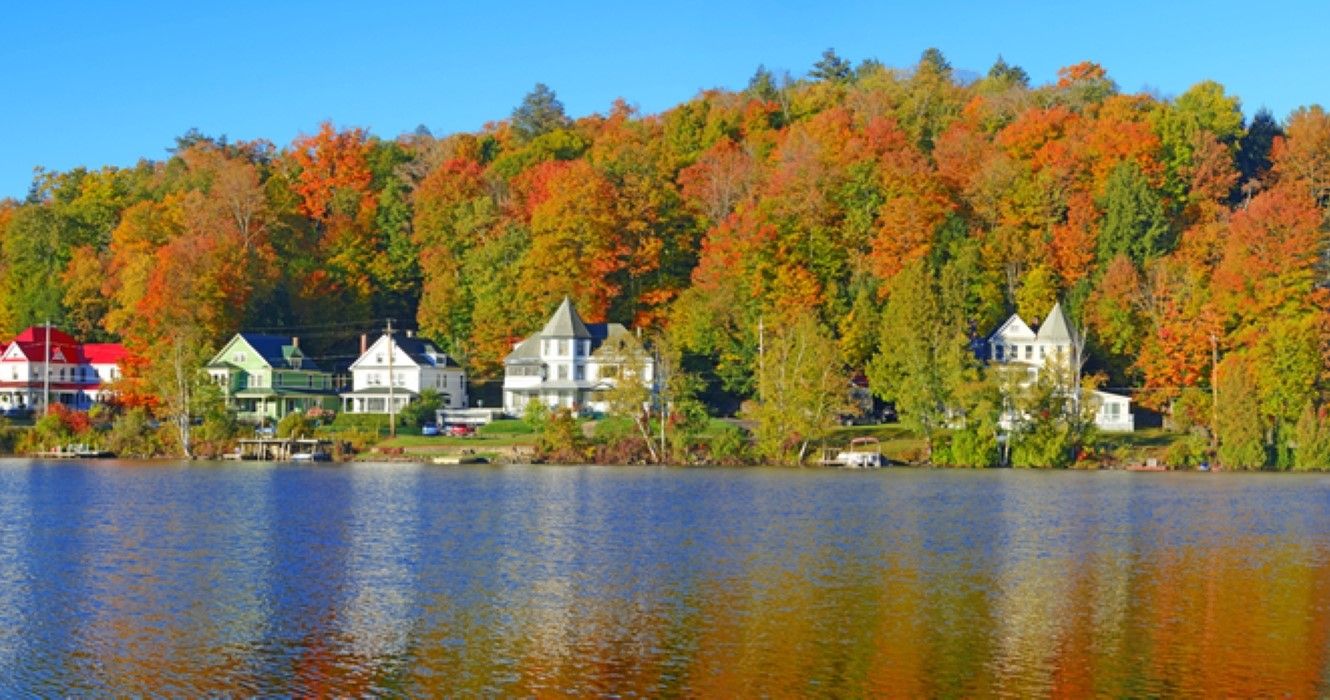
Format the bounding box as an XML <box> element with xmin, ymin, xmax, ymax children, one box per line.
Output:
<box><xmin>511</xmin><ymin>83</ymin><xmax>571</xmax><ymax>143</ymax></box>
<box><xmin>1215</xmin><ymin>354</ymin><xmax>1267</xmax><ymax>469</ymax></box>
<box><xmin>986</xmin><ymin>55</ymin><xmax>1029</xmax><ymax>87</ymax></box>
<box><xmin>600</xmin><ymin>333</ymin><xmax>659</xmax><ymax>463</ymax></box>
<box><xmin>810</xmin><ymin>48</ymin><xmax>852</xmax><ymax>84</ymax></box>
<box><xmin>1006</xmin><ymin>355</ymin><xmax>1099</xmax><ymax>468</ymax></box>
<box><xmin>1237</xmin><ymin>108</ymin><xmax>1282</xmax><ymax>190</ymax></box>
<box><xmin>746</xmin><ymin>65</ymin><xmax>779</xmax><ymax>102</ymax></box>
<box><xmin>745</xmin><ymin>312</ymin><xmax>848</xmax><ymax>464</ymax></box>
<box><xmin>867</xmin><ymin>260</ymin><xmax>972</xmax><ymax>462</ymax></box>
<box><xmin>1293</xmin><ymin>404</ymin><xmax>1330</xmax><ymax>470</ymax></box>
<box><xmin>1098</xmin><ymin>160</ymin><xmax>1170</xmax><ymax>264</ymax></box>
<box><xmin>399</xmin><ymin>388</ymin><xmax>444</xmax><ymax>428</ymax></box>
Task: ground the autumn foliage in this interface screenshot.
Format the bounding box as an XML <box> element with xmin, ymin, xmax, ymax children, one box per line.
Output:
<box><xmin>1</xmin><ymin>50</ymin><xmax>1329</xmax><ymax>469</ymax></box>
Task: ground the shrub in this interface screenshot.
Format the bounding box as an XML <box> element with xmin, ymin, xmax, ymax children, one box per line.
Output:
<box><xmin>277</xmin><ymin>412</ymin><xmax>314</xmax><ymax>439</ymax></box>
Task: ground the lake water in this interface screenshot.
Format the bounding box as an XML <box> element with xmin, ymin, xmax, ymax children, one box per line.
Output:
<box><xmin>0</xmin><ymin>462</ymin><xmax>1327</xmax><ymax>695</ymax></box>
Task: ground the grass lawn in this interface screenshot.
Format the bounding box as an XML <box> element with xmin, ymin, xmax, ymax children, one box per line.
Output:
<box><xmin>375</xmin><ymin>432</ymin><xmax>536</xmax><ymax>449</ymax></box>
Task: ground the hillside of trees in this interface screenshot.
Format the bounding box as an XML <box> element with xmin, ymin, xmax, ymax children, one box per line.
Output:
<box><xmin>4</xmin><ymin>48</ymin><xmax>1329</xmax><ymax>467</ymax></box>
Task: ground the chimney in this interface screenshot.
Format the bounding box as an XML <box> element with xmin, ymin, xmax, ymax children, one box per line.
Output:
<box><xmin>360</xmin><ymin>333</ymin><xmax>368</xmax><ymax>354</ymax></box>
<box><xmin>292</xmin><ymin>336</ymin><xmax>299</xmax><ymax>349</ymax></box>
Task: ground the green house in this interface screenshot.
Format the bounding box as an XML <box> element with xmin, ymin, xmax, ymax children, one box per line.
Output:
<box><xmin>206</xmin><ymin>333</ymin><xmax>339</xmax><ymax>423</ymax></box>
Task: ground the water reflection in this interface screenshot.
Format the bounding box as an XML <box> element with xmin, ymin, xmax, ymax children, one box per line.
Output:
<box><xmin>0</xmin><ymin>462</ymin><xmax>1327</xmax><ymax>695</ymax></box>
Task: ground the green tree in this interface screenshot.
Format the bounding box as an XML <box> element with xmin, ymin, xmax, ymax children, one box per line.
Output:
<box><xmin>399</xmin><ymin>388</ymin><xmax>444</xmax><ymax>428</ymax></box>
<box><xmin>867</xmin><ymin>260</ymin><xmax>973</xmax><ymax>462</ymax></box>
<box><xmin>986</xmin><ymin>55</ymin><xmax>1029</xmax><ymax>87</ymax></box>
<box><xmin>1293</xmin><ymin>404</ymin><xmax>1330</xmax><ymax>470</ymax></box>
<box><xmin>746</xmin><ymin>65</ymin><xmax>779</xmax><ymax>101</ymax></box>
<box><xmin>810</xmin><ymin>48</ymin><xmax>852</xmax><ymax>84</ymax></box>
<box><xmin>1215</xmin><ymin>355</ymin><xmax>1267</xmax><ymax>469</ymax></box>
<box><xmin>1098</xmin><ymin>160</ymin><xmax>1171</xmax><ymax>265</ymax></box>
<box><xmin>511</xmin><ymin>83</ymin><xmax>571</xmax><ymax>143</ymax></box>
<box><xmin>1005</xmin><ymin>356</ymin><xmax>1098</xmax><ymax>468</ymax></box>
<box><xmin>745</xmin><ymin>312</ymin><xmax>848</xmax><ymax>464</ymax></box>
<box><xmin>600</xmin><ymin>333</ymin><xmax>659</xmax><ymax>463</ymax></box>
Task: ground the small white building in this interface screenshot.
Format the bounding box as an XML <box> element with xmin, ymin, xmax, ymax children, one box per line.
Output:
<box><xmin>502</xmin><ymin>297</ymin><xmax>654</xmax><ymax>416</ymax></box>
<box><xmin>341</xmin><ymin>332</ymin><xmax>467</xmax><ymax>415</ymax></box>
<box><xmin>984</xmin><ymin>302</ymin><xmax>1134</xmax><ymax>432</ymax></box>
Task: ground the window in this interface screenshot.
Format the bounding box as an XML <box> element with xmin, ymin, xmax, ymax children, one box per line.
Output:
<box><xmin>558</xmin><ymin>339</ymin><xmax>568</xmax><ymax>356</ymax></box>
<box><xmin>233</xmin><ymin>352</ymin><xmax>246</xmax><ymax>363</ymax></box>
<box><xmin>1025</xmin><ymin>345</ymin><xmax>1032</xmax><ymax>360</ymax></box>
<box><xmin>577</xmin><ymin>341</ymin><xmax>587</xmax><ymax>357</ymax></box>
<box><xmin>1039</xmin><ymin>346</ymin><xmax>1045</xmax><ymax>359</ymax></box>
<box><xmin>376</xmin><ymin>354</ymin><xmax>383</xmax><ymax>364</ymax></box>
<box><xmin>994</xmin><ymin>345</ymin><xmax>1004</xmax><ymax>361</ymax></box>
<box><xmin>394</xmin><ymin>372</ymin><xmax>405</xmax><ymax>387</ymax></box>
<box><xmin>558</xmin><ymin>365</ymin><xmax>568</xmax><ymax>380</ymax></box>
<box><xmin>574</xmin><ymin>366</ymin><xmax>584</xmax><ymax>381</ymax></box>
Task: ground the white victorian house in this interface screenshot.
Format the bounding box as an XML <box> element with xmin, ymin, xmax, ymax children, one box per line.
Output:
<box><xmin>984</xmin><ymin>302</ymin><xmax>1134</xmax><ymax>432</ymax></box>
<box><xmin>341</xmin><ymin>331</ymin><xmax>467</xmax><ymax>414</ymax></box>
<box><xmin>503</xmin><ymin>297</ymin><xmax>654</xmax><ymax>416</ymax></box>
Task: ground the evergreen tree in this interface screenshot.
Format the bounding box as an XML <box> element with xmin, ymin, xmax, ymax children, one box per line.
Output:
<box><xmin>986</xmin><ymin>55</ymin><xmax>1029</xmax><ymax>87</ymax></box>
<box><xmin>867</xmin><ymin>260</ymin><xmax>972</xmax><ymax>462</ymax></box>
<box><xmin>746</xmin><ymin>65</ymin><xmax>779</xmax><ymax>101</ymax></box>
<box><xmin>1098</xmin><ymin>161</ymin><xmax>1171</xmax><ymax>265</ymax></box>
<box><xmin>1237</xmin><ymin>108</ymin><xmax>1283</xmax><ymax>187</ymax></box>
<box><xmin>511</xmin><ymin>83</ymin><xmax>571</xmax><ymax>143</ymax></box>
<box><xmin>810</xmin><ymin>48</ymin><xmax>852</xmax><ymax>84</ymax></box>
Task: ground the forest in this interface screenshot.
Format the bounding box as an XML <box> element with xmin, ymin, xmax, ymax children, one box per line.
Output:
<box><xmin>3</xmin><ymin>48</ymin><xmax>1329</xmax><ymax>468</ymax></box>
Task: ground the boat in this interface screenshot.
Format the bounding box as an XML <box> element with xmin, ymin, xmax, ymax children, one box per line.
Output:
<box><xmin>820</xmin><ymin>437</ymin><xmax>884</xmax><ymax>468</ymax></box>
<box><xmin>36</xmin><ymin>443</ymin><xmax>116</xmax><ymax>459</ymax></box>
<box><xmin>431</xmin><ymin>454</ymin><xmax>488</xmax><ymax>465</ymax></box>
<box><xmin>289</xmin><ymin>439</ymin><xmax>333</xmax><ymax>462</ymax></box>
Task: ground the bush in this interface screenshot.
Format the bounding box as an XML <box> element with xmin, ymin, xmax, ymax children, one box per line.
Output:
<box><xmin>277</xmin><ymin>412</ymin><xmax>314</xmax><ymax>439</ymax></box>
<box><xmin>536</xmin><ymin>407</ymin><xmax>587</xmax><ymax>462</ymax></box>
<box><xmin>707</xmin><ymin>422</ymin><xmax>749</xmax><ymax>465</ymax></box>
<box><xmin>106</xmin><ymin>408</ymin><xmax>162</xmax><ymax>458</ymax></box>
<box><xmin>400</xmin><ymin>389</ymin><xmax>444</xmax><ymax>428</ymax></box>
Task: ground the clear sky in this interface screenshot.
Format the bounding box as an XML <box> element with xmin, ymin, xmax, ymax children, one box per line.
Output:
<box><xmin>3</xmin><ymin>0</ymin><xmax>1328</xmax><ymax>199</ymax></box>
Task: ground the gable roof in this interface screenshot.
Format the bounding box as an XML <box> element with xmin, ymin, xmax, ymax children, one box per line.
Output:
<box><xmin>1036</xmin><ymin>302</ymin><xmax>1077</xmax><ymax>344</ymax></box>
<box><xmin>540</xmin><ymin>297</ymin><xmax>592</xmax><ymax>338</ymax></box>
<box><xmin>211</xmin><ymin>333</ymin><xmax>322</xmax><ymax>372</ymax></box>
<box><xmin>351</xmin><ymin>333</ymin><xmax>462</xmax><ymax>370</ymax></box>
<box><xmin>989</xmin><ymin>314</ymin><xmax>1036</xmax><ymax>341</ymax></box>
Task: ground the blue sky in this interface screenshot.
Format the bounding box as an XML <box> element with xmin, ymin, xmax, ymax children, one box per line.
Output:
<box><xmin>3</xmin><ymin>1</ymin><xmax>1328</xmax><ymax>199</ymax></box>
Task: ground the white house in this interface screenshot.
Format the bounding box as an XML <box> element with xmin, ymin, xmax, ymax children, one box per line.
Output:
<box><xmin>0</xmin><ymin>326</ymin><xmax>126</xmax><ymax>412</ymax></box>
<box><xmin>341</xmin><ymin>332</ymin><xmax>467</xmax><ymax>415</ymax></box>
<box><xmin>502</xmin><ymin>297</ymin><xmax>654</xmax><ymax>416</ymax></box>
<box><xmin>984</xmin><ymin>302</ymin><xmax>1134</xmax><ymax>432</ymax></box>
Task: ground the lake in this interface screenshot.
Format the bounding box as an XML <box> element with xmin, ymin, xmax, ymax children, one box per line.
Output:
<box><xmin>0</xmin><ymin>461</ymin><xmax>1327</xmax><ymax>695</ymax></box>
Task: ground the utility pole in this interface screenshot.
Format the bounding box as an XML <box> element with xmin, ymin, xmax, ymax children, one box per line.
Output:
<box><xmin>42</xmin><ymin>318</ymin><xmax>51</xmax><ymax>415</ymax></box>
<box><xmin>386</xmin><ymin>318</ymin><xmax>396</xmax><ymax>438</ymax></box>
<box><xmin>1210</xmin><ymin>331</ymin><xmax>1220</xmax><ymax>462</ymax></box>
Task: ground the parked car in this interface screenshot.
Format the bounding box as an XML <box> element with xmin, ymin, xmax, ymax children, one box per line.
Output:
<box><xmin>446</xmin><ymin>424</ymin><xmax>475</xmax><ymax>437</ymax></box>
<box><xmin>421</xmin><ymin>423</ymin><xmax>440</xmax><ymax>437</ymax></box>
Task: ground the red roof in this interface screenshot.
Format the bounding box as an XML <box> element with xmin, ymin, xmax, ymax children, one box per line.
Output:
<box><xmin>82</xmin><ymin>343</ymin><xmax>127</xmax><ymax>364</ymax></box>
<box><xmin>1</xmin><ymin>328</ymin><xmax>125</xmax><ymax>366</ymax></box>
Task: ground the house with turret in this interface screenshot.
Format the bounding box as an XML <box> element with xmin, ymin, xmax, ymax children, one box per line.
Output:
<box><xmin>502</xmin><ymin>297</ymin><xmax>654</xmax><ymax>416</ymax></box>
<box><xmin>983</xmin><ymin>302</ymin><xmax>1134</xmax><ymax>432</ymax></box>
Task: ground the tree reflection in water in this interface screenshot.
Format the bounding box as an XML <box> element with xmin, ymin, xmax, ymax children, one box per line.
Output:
<box><xmin>0</xmin><ymin>464</ymin><xmax>1326</xmax><ymax>696</ymax></box>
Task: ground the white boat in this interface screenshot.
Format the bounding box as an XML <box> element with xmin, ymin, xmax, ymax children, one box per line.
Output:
<box><xmin>289</xmin><ymin>439</ymin><xmax>333</xmax><ymax>462</ymax></box>
<box><xmin>829</xmin><ymin>437</ymin><xmax>884</xmax><ymax>468</ymax></box>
